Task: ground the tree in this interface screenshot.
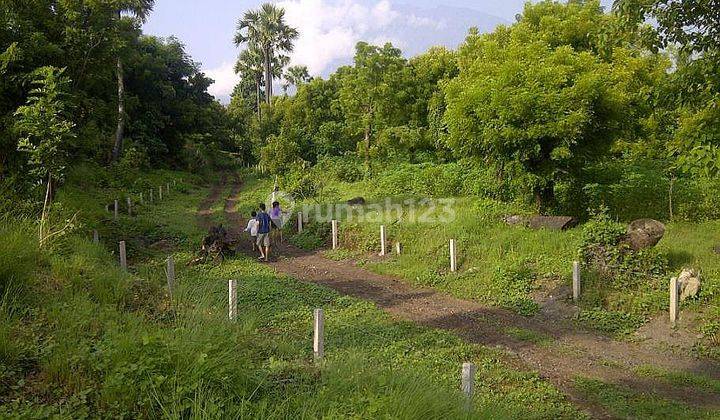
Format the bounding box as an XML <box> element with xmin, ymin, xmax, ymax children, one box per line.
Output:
<box><xmin>235</xmin><ymin>45</ymin><xmax>265</xmax><ymax>118</ymax></box>
<box><xmin>614</xmin><ymin>0</ymin><xmax>720</xmax><ymax>55</ymax></box>
<box><xmin>13</xmin><ymin>66</ymin><xmax>75</xmax><ymax>242</ymax></box>
<box><xmin>282</xmin><ymin>65</ymin><xmax>310</xmax><ymax>94</ymax></box>
<box><xmin>443</xmin><ymin>1</ymin><xmax>664</xmax><ymax>212</ymax></box>
<box><xmin>338</xmin><ymin>42</ymin><xmax>408</xmax><ymax>169</ymax></box>
<box><xmin>234</xmin><ymin>3</ymin><xmax>298</xmax><ymax>105</ymax></box>
<box><xmin>110</xmin><ymin>0</ymin><xmax>155</xmax><ymax>162</ymax></box>
<box><xmin>615</xmin><ymin>0</ymin><xmax>720</xmax><ymax>179</ymax></box>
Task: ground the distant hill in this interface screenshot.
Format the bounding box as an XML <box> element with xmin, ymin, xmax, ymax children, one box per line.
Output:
<box><xmin>386</xmin><ymin>3</ymin><xmax>509</xmax><ymax>57</ymax></box>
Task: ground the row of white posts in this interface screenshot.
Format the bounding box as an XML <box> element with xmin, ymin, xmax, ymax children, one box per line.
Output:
<box><xmin>100</xmin><ymin>180</ymin><xmax>178</xmax><ymax>275</ymax></box>
<box><xmin>298</xmin><ymin>213</ymin><xmax>680</xmax><ymax>324</ymax></box>
<box><xmin>112</xmin><ymin>182</ymin><xmax>174</xmax><ymax>221</ymax></box>
<box><xmin>226</xmin><ymin>281</ymin><xmax>478</xmax><ymax>406</ymax></box>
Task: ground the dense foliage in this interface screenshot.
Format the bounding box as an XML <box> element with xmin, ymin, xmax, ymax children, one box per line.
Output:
<box><xmin>230</xmin><ymin>0</ymin><xmax>720</xmax><ymax>221</ymax></box>
<box><xmin>0</xmin><ymin>1</ymin><xmax>238</xmax><ymax>210</ymax></box>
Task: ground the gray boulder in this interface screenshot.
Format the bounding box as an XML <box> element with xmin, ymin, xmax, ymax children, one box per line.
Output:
<box><xmin>675</xmin><ymin>268</ymin><xmax>701</xmax><ymax>301</ymax></box>
<box><xmin>527</xmin><ymin>216</ymin><xmax>578</xmax><ymax>231</ymax></box>
<box><xmin>503</xmin><ymin>215</ymin><xmax>578</xmax><ymax>231</ymax></box>
<box><xmin>626</xmin><ymin>219</ymin><xmax>665</xmax><ymax>251</ymax></box>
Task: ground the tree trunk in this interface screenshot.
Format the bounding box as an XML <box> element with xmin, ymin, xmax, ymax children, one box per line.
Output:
<box><xmin>668</xmin><ymin>175</ymin><xmax>675</xmax><ymax>221</ymax></box>
<box><xmin>39</xmin><ymin>173</ymin><xmax>53</xmax><ymax>243</ymax></box>
<box><xmin>264</xmin><ymin>46</ymin><xmax>272</xmax><ymax>105</ymax></box>
<box><xmin>255</xmin><ymin>76</ymin><xmax>262</xmax><ymax>119</ymax></box>
<box><xmin>363</xmin><ymin>125</ymin><xmax>371</xmax><ymax>171</ymax></box>
<box><xmin>533</xmin><ymin>184</ymin><xmax>555</xmax><ymax>215</ymax></box>
<box><xmin>111</xmin><ymin>51</ymin><xmax>125</xmax><ymax>162</ymax></box>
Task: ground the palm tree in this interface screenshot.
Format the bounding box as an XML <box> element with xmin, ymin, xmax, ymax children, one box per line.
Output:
<box><xmin>282</xmin><ymin>65</ymin><xmax>311</xmax><ymax>94</ymax></box>
<box><xmin>111</xmin><ymin>0</ymin><xmax>155</xmax><ymax>162</ymax></box>
<box><xmin>235</xmin><ymin>46</ymin><xmax>265</xmax><ymax>118</ymax></box>
<box><xmin>234</xmin><ymin>3</ymin><xmax>298</xmax><ymax>105</ymax></box>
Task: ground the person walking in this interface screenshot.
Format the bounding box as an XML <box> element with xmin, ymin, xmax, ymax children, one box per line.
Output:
<box><xmin>244</xmin><ymin>211</ymin><xmax>259</xmax><ymax>251</ymax></box>
<box><xmin>270</xmin><ymin>201</ymin><xmax>284</xmax><ymax>242</ymax></box>
<box><xmin>256</xmin><ymin>203</ymin><xmax>272</xmax><ymax>262</ymax></box>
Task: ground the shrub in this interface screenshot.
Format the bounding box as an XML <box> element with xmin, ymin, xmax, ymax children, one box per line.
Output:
<box><xmin>579</xmin><ymin>208</ymin><xmax>668</xmax><ymax>286</ymax></box>
<box><xmin>290</xmin><ymin>222</ymin><xmax>330</xmax><ymax>250</ymax></box>
<box><xmin>0</xmin><ymin>219</ymin><xmax>40</xmax><ymax>306</ymax></box>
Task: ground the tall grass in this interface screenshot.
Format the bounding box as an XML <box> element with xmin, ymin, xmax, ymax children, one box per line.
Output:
<box><xmin>1</xmin><ymin>168</ymin><xmax>583</xmax><ymax>418</ymax></box>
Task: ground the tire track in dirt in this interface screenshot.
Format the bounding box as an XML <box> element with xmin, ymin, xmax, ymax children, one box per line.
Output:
<box><xmin>207</xmin><ymin>175</ymin><xmax>720</xmax><ymax>419</ymax></box>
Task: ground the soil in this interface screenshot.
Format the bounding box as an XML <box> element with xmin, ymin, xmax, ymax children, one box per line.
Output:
<box><xmin>202</xmin><ymin>175</ymin><xmax>720</xmax><ymax>419</ymax></box>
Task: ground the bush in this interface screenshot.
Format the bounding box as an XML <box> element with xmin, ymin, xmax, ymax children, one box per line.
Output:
<box><xmin>290</xmin><ymin>222</ymin><xmax>331</xmax><ymax>250</ymax></box>
<box><xmin>579</xmin><ymin>209</ymin><xmax>668</xmax><ymax>286</ymax></box>
<box><xmin>0</xmin><ymin>219</ymin><xmax>40</xmax><ymax>306</ymax></box>
<box><xmin>314</xmin><ymin>155</ymin><xmax>364</xmax><ymax>183</ymax></box>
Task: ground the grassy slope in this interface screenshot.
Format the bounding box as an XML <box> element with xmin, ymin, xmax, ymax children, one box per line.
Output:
<box><xmin>0</xmin><ymin>165</ymin><xmax>582</xmax><ymax>418</ymax></box>
<box><xmin>279</xmin><ymin>175</ymin><xmax>720</xmax><ymax>350</ymax></box>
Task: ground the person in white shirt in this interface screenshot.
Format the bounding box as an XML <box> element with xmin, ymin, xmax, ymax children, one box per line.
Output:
<box><xmin>245</xmin><ymin>211</ymin><xmax>259</xmax><ymax>251</ymax></box>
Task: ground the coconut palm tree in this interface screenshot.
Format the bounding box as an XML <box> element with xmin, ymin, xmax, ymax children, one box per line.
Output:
<box><xmin>235</xmin><ymin>46</ymin><xmax>265</xmax><ymax>118</ymax></box>
<box><xmin>111</xmin><ymin>0</ymin><xmax>155</xmax><ymax>162</ymax></box>
<box><xmin>234</xmin><ymin>3</ymin><xmax>298</xmax><ymax>105</ymax></box>
<box><xmin>282</xmin><ymin>65</ymin><xmax>311</xmax><ymax>94</ymax></box>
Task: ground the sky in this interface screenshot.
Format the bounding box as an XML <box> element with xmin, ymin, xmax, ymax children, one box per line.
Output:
<box><xmin>143</xmin><ymin>0</ymin><xmax>614</xmax><ymax>102</ymax></box>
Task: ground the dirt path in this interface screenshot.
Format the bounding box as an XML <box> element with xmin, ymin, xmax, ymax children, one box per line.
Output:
<box><xmin>209</xmin><ymin>176</ymin><xmax>720</xmax><ymax>418</ymax></box>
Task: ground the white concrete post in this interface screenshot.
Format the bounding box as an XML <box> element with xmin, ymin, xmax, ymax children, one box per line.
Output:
<box><xmin>314</xmin><ymin>308</ymin><xmax>324</xmax><ymax>361</ymax></box>
<box><xmin>114</xmin><ymin>200</ymin><xmax>119</xmax><ymax>220</ymax></box>
<box><xmin>93</xmin><ymin>230</ymin><xmax>99</xmax><ymax>244</ymax></box>
<box><xmin>670</xmin><ymin>277</ymin><xmax>679</xmax><ymax>325</ymax></box>
<box><xmin>573</xmin><ymin>261</ymin><xmax>581</xmax><ymax>301</ymax></box>
<box><xmin>126</xmin><ymin>197</ymin><xmax>132</xmax><ymax>216</ymax></box>
<box><xmin>298</xmin><ymin>212</ymin><xmax>304</xmax><ymax>233</ymax></box>
<box><xmin>158</xmin><ymin>185</ymin><xmax>163</xmax><ymax>201</ymax></box>
<box><xmin>461</xmin><ymin>362</ymin><xmax>476</xmax><ymax>408</ymax></box>
<box><xmin>228</xmin><ymin>279</ymin><xmax>237</xmax><ymax>321</ymax></box>
<box><xmin>379</xmin><ymin>225</ymin><xmax>387</xmax><ymax>256</ymax></box>
<box><xmin>119</xmin><ymin>241</ymin><xmax>127</xmax><ymax>271</ymax></box>
<box><xmin>166</xmin><ymin>256</ymin><xmax>175</xmax><ymax>297</ymax></box>
<box><xmin>450</xmin><ymin>239</ymin><xmax>457</xmax><ymax>272</ymax></box>
<box><xmin>396</xmin><ymin>242</ymin><xmax>402</xmax><ymax>255</ymax></box>
<box><xmin>331</xmin><ymin>220</ymin><xmax>338</xmax><ymax>250</ymax></box>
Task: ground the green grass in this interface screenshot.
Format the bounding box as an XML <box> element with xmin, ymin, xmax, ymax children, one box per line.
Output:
<box><xmin>634</xmin><ymin>365</ymin><xmax>720</xmax><ymax>395</ymax></box>
<box><xmin>278</xmin><ymin>171</ymin><xmax>720</xmax><ymax>345</ymax></box>
<box><xmin>574</xmin><ymin>377</ymin><xmax>719</xmax><ymax>419</ymax></box>
<box><xmin>504</xmin><ymin>327</ymin><xmax>553</xmax><ymax>346</ymax></box>
<box><xmin>0</xmin><ymin>166</ymin><xmax>583</xmax><ymax>418</ymax></box>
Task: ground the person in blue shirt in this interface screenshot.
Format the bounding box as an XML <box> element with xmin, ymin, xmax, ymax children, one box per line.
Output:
<box><xmin>255</xmin><ymin>203</ymin><xmax>272</xmax><ymax>262</ymax></box>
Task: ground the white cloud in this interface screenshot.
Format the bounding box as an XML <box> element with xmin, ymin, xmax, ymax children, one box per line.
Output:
<box><xmin>276</xmin><ymin>0</ymin><xmax>402</xmax><ymax>75</ymax></box>
<box><xmin>205</xmin><ymin>61</ymin><xmax>238</xmax><ymax>100</ymax></box>
<box><xmin>204</xmin><ymin>0</ymin><xmax>440</xmax><ymax>100</ymax></box>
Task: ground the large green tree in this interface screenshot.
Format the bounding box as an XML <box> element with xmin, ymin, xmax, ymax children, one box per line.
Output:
<box><xmin>443</xmin><ymin>1</ymin><xmax>665</xmax><ymax>211</ymax></box>
<box><xmin>235</xmin><ymin>45</ymin><xmax>265</xmax><ymax>118</ymax></box>
<box><xmin>234</xmin><ymin>3</ymin><xmax>298</xmax><ymax>105</ymax></box>
<box><xmin>110</xmin><ymin>0</ymin><xmax>155</xmax><ymax>162</ymax></box>
<box><xmin>615</xmin><ymin>0</ymin><xmax>720</xmax><ymax>178</ymax></box>
<box><xmin>338</xmin><ymin>42</ymin><xmax>408</xmax><ymax>168</ymax></box>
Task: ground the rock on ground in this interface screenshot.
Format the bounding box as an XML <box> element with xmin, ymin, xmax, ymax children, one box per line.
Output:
<box><xmin>503</xmin><ymin>215</ymin><xmax>578</xmax><ymax>231</ymax></box>
<box><xmin>625</xmin><ymin>219</ymin><xmax>665</xmax><ymax>251</ymax></box>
